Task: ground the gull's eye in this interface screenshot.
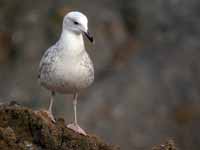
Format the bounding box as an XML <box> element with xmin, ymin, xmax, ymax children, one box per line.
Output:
<box><xmin>73</xmin><ymin>21</ymin><xmax>79</xmax><ymax>25</ymax></box>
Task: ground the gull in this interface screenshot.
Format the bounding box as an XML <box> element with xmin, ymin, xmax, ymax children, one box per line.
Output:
<box><xmin>38</xmin><ymin>11</ymin><xmax>94</xmax><ymax>135</ymax></box>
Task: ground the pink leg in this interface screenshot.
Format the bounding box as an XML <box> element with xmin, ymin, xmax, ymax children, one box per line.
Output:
<box><xmin>67</xmin><ymin>93</ymin><xmax>87</xmax><ymax>136</ymax></box>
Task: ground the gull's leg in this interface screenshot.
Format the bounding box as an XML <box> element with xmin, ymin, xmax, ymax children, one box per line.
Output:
<box><xmin>46</xmin><ymin>91</ymin><xmax>56</xmax><ymax>122</ymax></box>
<box><xmin>48</xmin><ymin>91</ymin><xmax>55</xmax><ymax>114</ymax></box>
<box><xmin>67</xmin><ymin>93</ymin><xmax>87</xmax><ymax>135</ymax></box>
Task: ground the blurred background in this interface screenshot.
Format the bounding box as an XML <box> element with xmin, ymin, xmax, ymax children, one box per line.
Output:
<box><xmin>0</xmin><ymin>0</ymin><xmax>200</xmax><ymax>149</ymax></box>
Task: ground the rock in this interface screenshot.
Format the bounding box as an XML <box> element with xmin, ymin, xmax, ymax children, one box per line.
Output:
<box><xmin>152</xmin><ymin>140</ymin><xmax>178</xmax><ymax>150</ymax></box>
<box><xmin>0</xmin><ymin>101</ymin><xmax>119</xmax><ymax>150</ymax></box>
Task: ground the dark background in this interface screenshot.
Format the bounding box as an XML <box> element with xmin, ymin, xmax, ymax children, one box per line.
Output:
<box><xmin>0</xmin><ymin>0</ymin><xmax>200</xmax><ymax>149</ymax></box>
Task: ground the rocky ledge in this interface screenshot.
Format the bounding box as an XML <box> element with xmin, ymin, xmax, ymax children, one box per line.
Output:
<box><xmin>0</xmin><ymin>101</ymin><xmax>178</xmax><ymax>150</ymax></box>
<box><xmin>0</xmin><ymin>101</ymin><xmax>119</xmax><ymax>150</ymax></box>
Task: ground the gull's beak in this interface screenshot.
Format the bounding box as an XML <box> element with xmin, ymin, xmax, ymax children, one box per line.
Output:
<box><xmin>84</xmin><ymin>31</ymin><xmax>94</xmax><ymax>44</ymax></box>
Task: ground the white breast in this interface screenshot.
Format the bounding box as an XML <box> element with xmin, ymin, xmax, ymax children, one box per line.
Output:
<box><xmin>39</xmin><ymin>30</ymin><xmax>94</xmax><ymax>94</ymax></box>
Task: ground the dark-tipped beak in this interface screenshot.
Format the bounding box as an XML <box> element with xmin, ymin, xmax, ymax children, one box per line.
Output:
<box><xmin>84</xmin><ymin>31</ymin><xmax>94</xmax><ymax>43</ymax></box>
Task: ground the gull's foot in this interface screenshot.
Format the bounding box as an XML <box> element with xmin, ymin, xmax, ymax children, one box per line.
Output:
<box><xmin>42</xmin><ymin>110</ymin><xmax>56</xmax><ymax>123</ymax></box>
<box><xmin>67</xmin><ymin>123</ymin><xmax>87</xmax><ymax>136</ymax></box>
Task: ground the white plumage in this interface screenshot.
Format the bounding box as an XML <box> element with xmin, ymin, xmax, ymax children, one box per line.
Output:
<box><xmin>38</xmin><ymin>11</ymin><xmax>94</xmax><ymax>135</ymax></box>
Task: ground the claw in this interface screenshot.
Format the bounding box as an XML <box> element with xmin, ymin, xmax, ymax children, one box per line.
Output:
<box><xmin>41</xmin><ymin>110</ymin><xmax>56</xmax><ymax>123</ymax></box>
<box><xmin>46</xmin><ymin>111</ymin><xmax>56</xmax><ymax>123</ymax></box>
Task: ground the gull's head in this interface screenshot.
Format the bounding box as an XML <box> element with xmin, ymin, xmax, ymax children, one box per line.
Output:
<box><xmin>63</xmin><ymin>11</ymin><xmax>93</xmax><ymax>43</ymax></box>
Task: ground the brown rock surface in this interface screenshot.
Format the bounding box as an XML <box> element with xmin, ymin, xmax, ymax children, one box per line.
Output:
<box><xmin>0</xmin><ymin>101</ymin><xmax>119</xmax><ymax>150</ymax></box>
<box><xmin>152</xmin><ymin>140</ymin><xmax>178</xmax><ymax>150</ymax></box>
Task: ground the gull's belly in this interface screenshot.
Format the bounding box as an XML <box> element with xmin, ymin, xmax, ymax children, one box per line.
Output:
<box><xmin>40</xmin><ymin>56</ymin><xmax>94</xmax><ymax>94</ymax></box>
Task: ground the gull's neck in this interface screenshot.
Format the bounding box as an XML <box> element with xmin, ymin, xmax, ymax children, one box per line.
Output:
<box><xmin>58</xmin><ymin>29</ymin><xmax>85</xmax><ymax>53</ymax></box>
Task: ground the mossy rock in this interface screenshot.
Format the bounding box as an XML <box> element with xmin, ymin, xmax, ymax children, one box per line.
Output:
<box><xmin>0</xmin><ymin>101</ymin><xmax>119</xmax><ymax>150</ymax></box>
